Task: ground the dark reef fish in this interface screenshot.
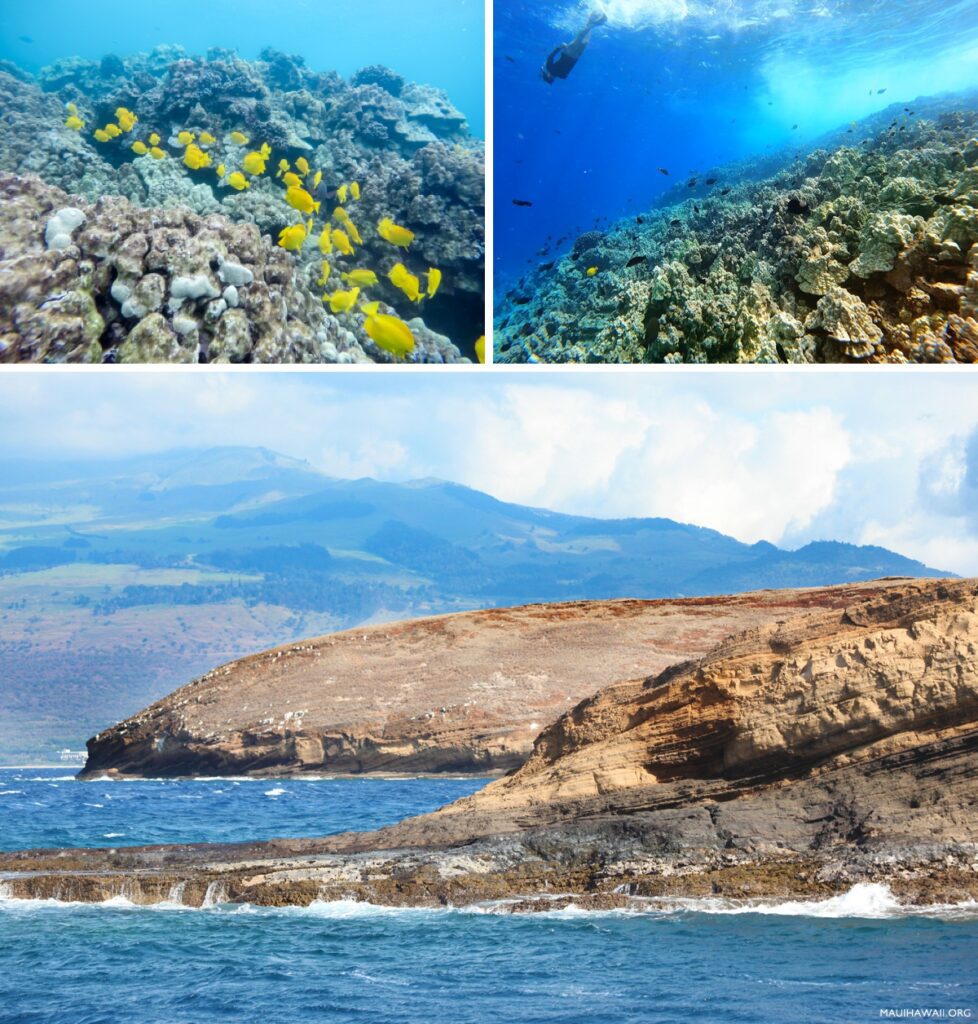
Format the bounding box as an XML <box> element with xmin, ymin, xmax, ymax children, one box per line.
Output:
<box><xmin>658</xmin><ymin>167</ymin><xmax>669</xmax><ymax>175</ymax></box>
<box><xmin>18</xmin><ymin>35</ymin><xmax>33</xmax><ymax>44</ymax></box>
<box><xmin>625</xmin><ymin>255</ymin><xmax>646</xmax><ymax>268</ymax></box>
<box><xmin>512</xmin><ymin>198</ymin><xmax>533</xmax><ymax>207</ymax></box>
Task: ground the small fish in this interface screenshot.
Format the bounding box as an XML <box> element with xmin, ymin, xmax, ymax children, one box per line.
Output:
<box><xmin>504</xmin><ymin>55</ymin><xmax>515</xmax><ymax>63</ymax></box>
<box><xmin>342</xmin><ymin>269</ymin><xmax>379</xmax><ymax>287</ymax></box>
<box><xmin>285</xmin><ymin>186</ymin><xmax>320</xmax><ymax>215</ymax></box>
<box><xmin>332</xmin><ymin>229</ymin><xmax>354</xmax><ymax>256</ymax></box>
<box><xmin>313</xmin><ymin>170</ymin><xmax>323</xmax><ymax>189</ymax></box>
<box><xmin>278</xmin><ymin>223</ymin><xmax>308</xmax><ymax>252</ymax></box>
<box><xmin>115</xmin><ymin>107</ymin><xmax>137</xmax><ymax>132</ymax></box>
<box><xmin>792</xmin><ymin>124</ymin><xmax>798</xmax><ymax>130</ymax></box>
<box><xmin>658</xmin><ymin>168</ymin><xmax>669</xmax><ymax>175</ymax></box>
<box><xmin>94</xmin><ymin>129</ymin><xmax>110</xmax><ymax>143</ymax></box>
<box><xmin>295</xmin><ymin>156</ymin><xmax>310</xmax><ymax>176</ymax></box>
<box><xmin>183</xmin><ymin>144</ymin><xmax>211</xmax><ymax>170</ymax></box>
<box><xmin>326</xmin><ymin>286</ymin><xmax>360</xmax><ymax>313</ymax></box>
<box><xmin>719</xmin><ymin>187</ymin><xmax>731</xmax><ymax>195</ymax></box>
<box><xmin>149</xmin><ymin>147</ymin><xmax>166</xmax><ymax>160</ymax></box>
<box><xmin>474</xmin><ymin>336</ymin><xmax>485</xmax><ymax>364</ymax></box>
<box><xmin>364</xmin><ymin>312</ymin><xmax>415</xmax><ymax>358</ymax></box>
<box><xmin>586</xmin><ymin>266</ymin><xmax>598</xmax><ymax>277</ymax></box>
<box><xmin>426</xmin><ymin>267</ymin><xmax>442</xmax><ymax>298</ymax></box>
<box><xmin>337</xmin><ymin>183</ymin><xmax>349</xmax><ymax>204</ymax></box>
<box><xmin>317</xmin><ymin>260</ymin><xmax>331</xmax><ymax>286</ymax></box>
<box><xmin>18</xmin><ymin>35</ymin><xmax>33</xmax><ymax>43</ymax></box>
<box><xmin>216</xmin><ymin>163</ymin><xmax>226</xmax><ymax>178</ymax></box>
<box><xmin>199</xmin><ymin>131</ymin><xmax>217</xmax><ymax>145</ymax></box>
<box><xmin>226</xmin><ymin>171</ymin><xmax>250</xmax><ymax>190</ymax></box>
<box><xmin>149</xmin><ymin>133</ymin><xmax>160</xmax><ymax>146</ymax></box>
<box><xmin>705</xmin><ymin>177</ymin><xmax>717</xmax><ymax>185</ymax></box>
<box><xmin>65</xmin><ymin>116</ymin><xmax>84</xmax><ymax>131</ymax></box>
<box><xmin>131</xmin><ymin>140</ymin><xmax>148</xmax><ymax>155</ymax></box>
<box><xmin>350</xmin><ymin>181</ymin><xmax>361</xmax><ymax>201</ymax></box>
<box><xmin>377</xmin><ymin>217</ymin><xmax>415</xmax><ymax>248</ymax></box>
<box><xmin>388</xmin><ymin>262</ymin><xmax>422</xmax><ymax>302</ymax></box>
<box><xmin>333</xmin><ymin>207</ymin><xmax>363</xmax><ymax>245</ymax></box>
<box><xmin>230</xmin><ymin>131</ymin><xmax>249</xmax><ymax>145</ymax></box>
<box><xmin>318</xmin><ymin>226</ymin><xmax>333</xmax><ymax>254</ymax></box>
<box><xmin>104</xmin><ymin>124</ymin><xmax>122</xmax><ymax>139</ymax></box>
<box><xmin>625</xmin><ymin>255</ymin><xmax>645</xmax><ymax>268</ymax></box>
<box><xmin>242</xmin><ymin>151</ymin><xmax>266</xmax><ymax>175</ymax></box>
<box><xmin>177</xmin><ymin>131</ymin><xmax>195</xmax><ymax>147</ymax></box>
<box><xmin>276</xmin><ymin>159</ymin><xmax>290</xmax><ymax>178</ymax></box>
<box><xmin>512</xmin><ymin>198</ymin><xmax>533</xmax><ymax>207</ymax></box>
<box><xmin>670</xmin><ymin>219</ymin><xmax>681</xmax><ymax>226</ymax></box>
<box><xmin>282</xmin><ymin>172</ymin><xmax>303</xmax><ymax>188</ymax></box>
<box><xmin>636</xmin><ymin>216</ymin><xmax>644</xmax><ymax>224</ymax></box>
<box><xmin>66</xmin><ymin>102</ymin><xmax>79</xmax><ymax>115</ymax></box>
<box><xmin>877</xmin><ymin>88</ymin><xmax>887</xmax><ymax>94</ymax></box>
<box><xmin>260</xmin><ymin>143</ymin><xmax>272</xmax><ymax>159</ymax></box>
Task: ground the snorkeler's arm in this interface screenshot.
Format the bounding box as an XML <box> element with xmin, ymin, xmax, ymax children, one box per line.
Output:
<box><xmin>545</xmin><ymin>46</ymin><xmax>564</xmax><ymax>71</ymax></box>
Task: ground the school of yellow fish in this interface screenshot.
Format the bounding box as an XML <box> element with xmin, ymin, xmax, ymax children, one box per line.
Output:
<box><xmin>64</xmin><ymin>99</ymin><xmax>484</xmax><ymax>363</ymax></box>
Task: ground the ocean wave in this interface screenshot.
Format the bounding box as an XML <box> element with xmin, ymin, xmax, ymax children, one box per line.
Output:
<box><xmin>0</xmin><ymin>790</ymin><xmax>24</xmax><ymax>796</ymax></box>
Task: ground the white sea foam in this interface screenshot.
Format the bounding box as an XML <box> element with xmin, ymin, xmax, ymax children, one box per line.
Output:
<box><xmin>264</xmin><ymin>787</ymin><xmax>286</xmax><ymax>797</ymax></box>
<box><xmin>0</xmin><ymin>790</ymin><xmax>23</xmax><ymax>796</ymax></box>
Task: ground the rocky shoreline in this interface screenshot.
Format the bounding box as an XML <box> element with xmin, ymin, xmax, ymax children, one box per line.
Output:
<box><xmin>4</xmin><ymin>578</ymin><xmax>977</xmax><ymax>912</ymax></box>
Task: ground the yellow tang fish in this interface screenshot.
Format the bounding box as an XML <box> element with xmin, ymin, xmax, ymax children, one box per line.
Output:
<box><xmin>260</xmin><ymin>142</ymin><xmax>272</xmax><ymax>159</ymax></box>
<box><xmin>586</xmin><ymin>266</ymin><xmax>598</xmax><ymax>276</ymax></box>
<box><xmin>104</xmin><ymin>124</ymin><xmax>122</xmax><ymax>139</ymax></box>
<box><xmin>149</xmin><ymin>133</ymin><xmax>161</xmax><ymax>146</ymax></box>
<box><xmin>199</xmin><ymin>131</ymin><xmax>217</xmax><ymax>145</ymax></box>
<box><xmin>388</xmin><ymin>262</ymin><xmax>422</xmax><ymax>303</ymax></box>
<box><xmin>66</xmin><ymin>102</ymin><xmax>78</xmax><ymax>115</ymax></box>
<box><xmin>475</xmin><ymin>336</ymin><xmax>486</xmax><ymax>364</ymax></box>
<box><xmin>332</xmin><ymin>229</ymin><xmax>354</xmax><ymax>256</ymax></box>
<box><xmin>65</xmin><ymin>115</ymin><xmax>84</xmax><ymax>131</ymax></box>
<box><xmin>295</xmin><ymin>156</ymin><xmax>310</xmax><ymax>176</ymax></box>
<box><xmin>276</xmin><ymin>159</ymin><xmax>290</xmax><ymax>178</ymax></box>
<box><xmin>149</xmin><ymin>147</ymin><xmax>166</xmax><ymax>160</ymax></box>
<box><xmin>94</xmin><ymin>129</ymin><xmax>110</xmax><ymax>143</ymax></box>
<box><xmin>336</xmin><ymin>183</ymin><xmax>348</xmax><ymax>204</ymax></box>
<box><xmin>217</xmin><ymin>163</ymin><xmax>226</xmax><ymax>178</ymax></box>
<box><xmin>242</xmin><ymin>151</ymin><xmax>266</xmax><ymax>175</ymax></box>
<box><xmin>364</xmin><ymin>313</ymin><xmax>415</xmax><ymax>359</ymax></box>
<box><xmin>177</xmin><ymin>130</ymin><xmax>195</xmax><ymax>146</ymax></box>
<box><xmin>341</xmin><ymin>269</ymin><xmax>378</xmax><ymax>287</ymax></box>
<box><xmin>426</xmin><ymin>267</ymin><xmax>442</xmax><ymax>298</ymax></box>
<box><xmin>333</xmin><ymin>208</ymin><xmax>363</xmax><ymax>245</ymax></box>
<box><xmin>230</xmin><ymin>131</ymin><xmax>249</xmax><ymax>145</ymax></box>
<box><xmin>377</xmin><ymin>217</ymin><xmax>415</xmax><ymax>248</ymax></box>
<box><xmin>131</xmin><ymin>140</ymin><xmax>148</xmax><ymax>155</ymax></box>
<box><xmin>285</xmin><ymin>186</ymin><xmax>320</xmax><ymax>215</ymax></box>
<box><xmin>278</xmin><ymin>223</ymin><xmax>308</xmax><ymax>252</ymax></box>
<box><xmin>350</xmin><ymin>181</ymin><xmax>361</xmax><ymax>201</ymax></box>
<box><xmin>318</xmin><ymin>226</ymin><xmax>333</xmax><ymax>254</ymax></box>
<box><xmin>115</xmin><ymin>108</ymin><xmax>137</xmax><ymax>132</ymax></box>
<box><xmin>326</xmin><ymin>286</ymin><xmax>360</xmax><ymax>313</ymax></box>
<box><xmin>360</xmin><ymin>300</ymin><xmax>381</xmax><ymax>316</ymax></box>
<box><xmin>313</xmin><ymin>170</ymin><xmax>322</xmax><ymax>189</ymax></box>
<box><xmin>282</xmin><ymin>172</ymin><xmax>302</xmax><ymax>188</ymax></box>
<box><xmin>226</xmin><ymin>171</ymin><xmax>250</xmax><ymax>190</ymax></box>
<box><xmin>183</xmin><ymin>144</ymin><xmax>211</xmax><ymax>170</ymax></box>
<box><xmin>317</xmin><ymin>260</ymin><xmax>331</xmax><ymax>286</ymax></box>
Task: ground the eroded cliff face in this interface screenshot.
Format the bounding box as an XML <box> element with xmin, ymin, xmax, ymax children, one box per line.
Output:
<box><xmin>81</xmin><ymin>583</ymin><xmax>899</xmax><ymax>778</ymax></box>
<box><xmin>5</xmin><ymin>578</ymin><xmax>976</xmax><ymax>911</ymax></box>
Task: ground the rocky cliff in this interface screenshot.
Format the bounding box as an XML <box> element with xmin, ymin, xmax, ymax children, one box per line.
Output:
<box><xmin>5</xmin><ymin>577</ymin><xmax>977</xmax><ymax>911</ymax></box>
<box><xmin>80</xmin><ymin>581</ymin><xmax>904</xmax><ymax>778</ymax></box>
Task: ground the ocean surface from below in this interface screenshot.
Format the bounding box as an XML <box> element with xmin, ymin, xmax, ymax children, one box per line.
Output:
<box><xmin>1</xmin><ymin>770</ymin><xmax>978</xmax><ymax>1022</ymax></box>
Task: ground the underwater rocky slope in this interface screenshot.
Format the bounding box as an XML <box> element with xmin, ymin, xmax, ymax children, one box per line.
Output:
<box><xmin>496</xmin><ymin>97</ymin><xmax>978</xmax><ymax>364</ymax></box>
<box><xmin>3</xmin><ymin>578</ymin><xmax>977</xmax><ymax>910</ymax></box>
<box><xmin>0</xmin><ymin>48</ymin><xmax>484</xmax><ymax>363</ymax></box>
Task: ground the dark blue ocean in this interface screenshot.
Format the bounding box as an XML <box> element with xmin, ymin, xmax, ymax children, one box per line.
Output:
<box><xmin>494</xmin><ymin>0</ymin><xmax>978</xmax><ymax>290</ymax></box>
<box><xmin>2</xmin><ymin>769</ymin><xmax>978</xmax><ymax>1024</ymax></box>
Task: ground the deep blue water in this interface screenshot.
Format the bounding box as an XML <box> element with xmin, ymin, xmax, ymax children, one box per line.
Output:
<box><xmin>0</xmin><ymin>767</ymin><xmax>487</xmax><ymax>850</ymax></box>
<box><xmin>1</xmin><ymin>769</ymin><xmax>978</xmax><ymax>1023</ymax></box>
<box><xmin>494</xmin><ymin>0</ymin><xmax>978</xmax><ymax>289</ymax></box>
<box><xmin>0</xmin><ymin>0</ymin><xmax>485</xmax><ymax>136</ymax></box>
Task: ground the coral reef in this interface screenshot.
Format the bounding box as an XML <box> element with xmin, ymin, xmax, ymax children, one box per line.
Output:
<box><xmin>0</xmin><ymin>46</ymin><xmax>485</xmax><ymax>363</ymax></box>
<box><xmin>495</xmin><ymin>99</ymin><xmax>978</xmax><ymax>364</ymax></box>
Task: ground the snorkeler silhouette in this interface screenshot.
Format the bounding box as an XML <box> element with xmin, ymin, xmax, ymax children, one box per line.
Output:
<box><xmin>541</xmin><ymin>10</ymin><xmax>608</xmax><ymax>84</ymax></box>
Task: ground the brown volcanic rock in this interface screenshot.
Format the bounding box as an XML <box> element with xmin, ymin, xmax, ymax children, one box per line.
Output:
<box><xmin>80</xmin><ymin>581</ymin><xmax>906</xmax><ymax>778</ymax></box>
<box><xmin>5</xmin><ymin>578</ymin><xmax>978</xmax><ymax>909</ymax></box>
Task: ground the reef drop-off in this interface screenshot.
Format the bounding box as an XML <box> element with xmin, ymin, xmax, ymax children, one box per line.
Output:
<box><xmin>0</xmin><ymin>47</ymin><xmax>484</xmax><ymax>363</ymax></box>
<box><xmin>495</xmin><ymin>96</ymin><xmax>978</xmax><ymax>364</ymax></box>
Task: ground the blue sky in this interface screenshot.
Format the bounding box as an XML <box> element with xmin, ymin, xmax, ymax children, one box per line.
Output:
<box><xmin>2</xmin><ymin>370</ymin><xmax>978</xmax><ymax>574</ymax></box>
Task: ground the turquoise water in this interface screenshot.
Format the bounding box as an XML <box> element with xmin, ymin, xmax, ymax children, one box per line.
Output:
<box><xmin>1</xmin><ymin>0</ymin><xmax>485</xmax><ymax>135</ymax></box>
<box><xmin>494</xmin><ymin>0</ymin><xmax>978</xmax><ymax>287</ymax></box>
<box><xmin>1</xmin><ymin>770</ymin><xmax>978</xmax><ymax>1023</ymax></box>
